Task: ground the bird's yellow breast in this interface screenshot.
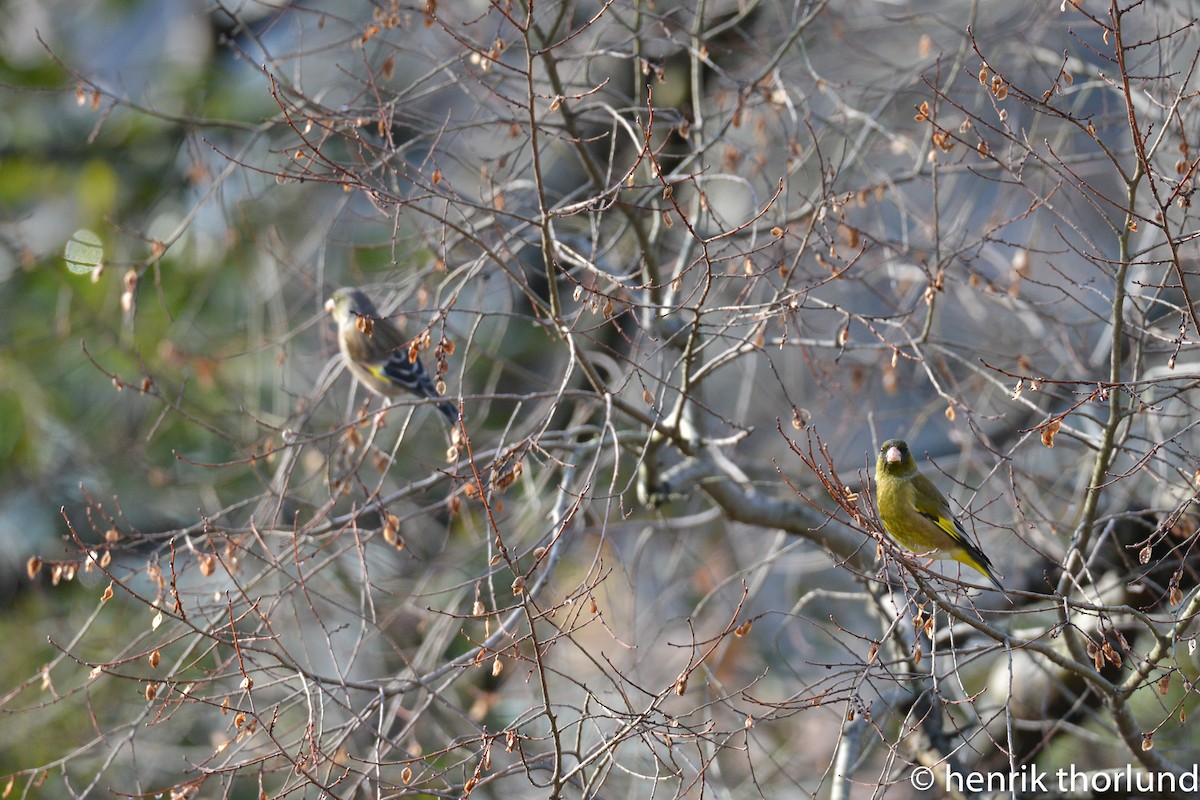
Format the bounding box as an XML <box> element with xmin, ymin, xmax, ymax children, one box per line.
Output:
<box><xmin>877</xmin><ymin>474</ymin><xmax>958</xmax><ymax>555</ymax></box>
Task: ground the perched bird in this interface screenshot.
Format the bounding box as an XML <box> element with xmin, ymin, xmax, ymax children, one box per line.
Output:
<box><xmin>874</xmin><ymin>439</ymin><xmax>1004</xmax><ymax>592</ymax></box>
<box><xmin>325</xmin><ymin>287</ymin><xmax>458</xmax><ymax>424</ymax></box>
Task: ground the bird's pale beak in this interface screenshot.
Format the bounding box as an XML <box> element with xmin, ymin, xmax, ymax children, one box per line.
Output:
<box><xmin>886</xmin><ymin>446</ymin><xmax>902</xmax><ymax>464</ymax></box>
<box><xmin>324</xmin><ymin>297</ymin><xmax>336</xmax><ymax>313</ymax></box>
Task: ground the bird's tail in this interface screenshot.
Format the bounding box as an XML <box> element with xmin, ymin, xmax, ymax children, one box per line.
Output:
<box><xmin>955</xmin><ymin>542</ymin><xmax>1006</xmax><ymax>594</ymax></box>
<box><xmin>436</xmin><ymin>399</ymin><xmax>459</xmax><ymax>424</ymax></box>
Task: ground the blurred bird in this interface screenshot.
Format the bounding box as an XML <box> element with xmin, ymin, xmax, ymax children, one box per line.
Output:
<box><xmin>874</xmin><ymin>438</ymin><xmax>1004</xmax><ymax>592</ymax></box>
<box><xmin>325</xmin><ymin>287</ymin><xmax>458</xmax><ymax>424</ymax></box>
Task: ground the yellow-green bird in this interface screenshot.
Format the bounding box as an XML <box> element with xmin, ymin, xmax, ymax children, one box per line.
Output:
<box><xmin>874</xmin><ymin>439</ymin><xmax>1004</xmax><ymax>591</ymax></box>
<box><xmin>325</xmin><ymin>287</ymin><xmax>458</xmax><ymax>424</ymax></box>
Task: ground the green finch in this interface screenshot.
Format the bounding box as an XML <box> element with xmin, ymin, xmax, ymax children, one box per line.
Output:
<box><xmin>325</xmin><ymin>287</ymin><xmax>458</xmax><ymax>424</ymax></box>
<box><xmin>874</xmin><ymin>439</ymin><xmax>1004</xmax><ymax>592</ymax></box>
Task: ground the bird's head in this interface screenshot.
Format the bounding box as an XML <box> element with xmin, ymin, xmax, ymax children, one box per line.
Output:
<box><xmin>877</xmin><ymin>439</ymin><xmax>917</xmax><ymax>477</ymax></box>
<box><xmin>325</xmin><ymin>287</ymin><xmax>377</xmax><ymax>327</ymax></box>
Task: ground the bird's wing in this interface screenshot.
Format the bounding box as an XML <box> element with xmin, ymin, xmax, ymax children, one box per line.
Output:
<box><xmin>909</xmin><ymin>472</ymin><xmax>999</xmax><ymax>574</ymax></box>
<box><xmin>380</xmin><ymin>350</ymin><xmax>437</xmax><ymax>396</ymax></box>
<box><xmin>380</xmin><ymin>351</ymin><xmax>458</xmax><ymax>422</ymax></box>
<box><xmin>909</xmin><ymin>473</ymin><xmax>972</xmax><ymax>546</ymax></box>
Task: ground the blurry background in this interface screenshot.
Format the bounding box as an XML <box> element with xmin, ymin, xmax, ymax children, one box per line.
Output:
<box><xmin>2</xmin><ymin>0</ymin><xmax>1199</xmax><ymax>797</ymax></box>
